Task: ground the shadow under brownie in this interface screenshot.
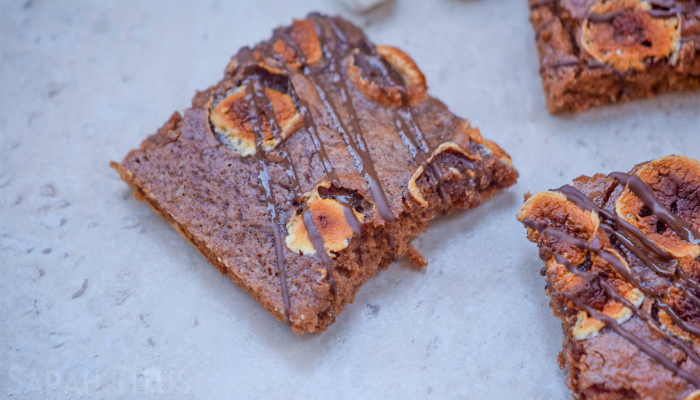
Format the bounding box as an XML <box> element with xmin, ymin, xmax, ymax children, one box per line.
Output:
<box><xmin>528</xmin><ymin>0</ymin><xmax>700</xmax><ymax>113</ymax></box>
<box><xmin>111</xmin><ymin>13</ymin><xmax>517</xmax><ymax>333</ymax></box>
<box><xmin>518</xmin><ymin>155</ymin><xmax>700</xmax><ymax>399</ymax></box>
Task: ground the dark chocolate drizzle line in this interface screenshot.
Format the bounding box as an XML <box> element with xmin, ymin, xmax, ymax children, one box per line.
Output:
<box><xmin>285</xmin><ymin>66</ymin><xmax>363</xmax><ymax>240</ymax></box>
<box><xmin>298</xmin><ymin>97</ymin><xmax>338</xmax><ymax>183</ymax></box>
<box><xmin>649</xmin><ymin>0</ymin><xmax>675</xmax><ymax>7</ymax></box>
<box><xmin>587</xmin><ymin>8</ymin><xmax>680</xmax><ymax>24</ymax></box>
<box><xmin>302</xmin><ymin>209</ymin><xmax>337</xmax><ymax>293</ymax></box>
<box><xmin>308</xmin><ymin>15</ymin><xmax>396</xmax><ymax>223</ymax></box>
<box><xmin>543</xmin><ymin>2</ymin><xmax>688</xmax><ymax>72</ymax></box>
<box><xmin>607</xmin><ymin>171</ymin><xmax>700</xmax><ymax>309</ymax></box>
<box><xmin>609</xmin><ymin>172</ymin><xmax>700</xmax><ymax>245</ymax></box>
<box><xmin>280</xmin><ymin>16</ymin><xmax>445</xmax><ymax>250</ymax></box>
<box><xmin>249</xmin><ymin>77</ymin><xmax>343</xmax><ymax>298</ymax></box>
<box><xmin>317</xmin><ymin>15</ymin><xmax>449</xmax><ymax>257</ymax></box>
<box><xmin>523</xmin><ymin>218</ymin><xmax>700</xmax><ymax>387</ymax></box>
<box><xmin>558</xmin><ymin>181</ymin><xmax>700</xmax><ymax>338</ymax></box>
<box><xmin>548</xmin><ymin>58</ymin><xmax>608</xmax><ymax>70</ymax></box>
<box><xmin>276</xmin><ymin>28</ymin><xmax>306</xmax><ymax>62</ymax></box>
<box><xmin>587</xmin><ymin>10</ymin><xmax>626</xmax><ymax>23</ymax></box>
<box><xmin>521</xmin><ymin>172</ymin><xmax>700</xmax><ymax>385</ymax></box>
<box><xmin>337</xmin><ymin>194</ymin><xmax>362</xmax><ymax>236</ymax></box>
<box><xmin>267</xmin><ymin>31</ymin><xmax>368</xmax><ymax>296</ymax></box>
<box><xmin>242</xmin><ymin>77</ymin><xmax>293</xmax><ymax>323</ymax></box>
<box><xmin>360</xmin><ymin>48</ymin><xmax>449</xmax><ymax>204</ymax></box>
<box><xmin>387</xmin><ymin>232</ymin><xmax>396</xmax><ymax>249</ymax></box>
<box><xmin>250</xmin><ymin>79</ymin><xmax>301</xmax><ymax>195</ymax></box>
<box><xmin>568</xmin><ymin>294</ymin><xmax>700</xmax><ymax>388</ymax></box>
<box><xmin>358</xmin><ymin>52</ymin><xmax>432</xmax><ymax>155</ymax></box>
<box><xmin>537</xmin><ymin>224</ymin><xmax>700</xmax><ymax>381</ymax></box>
<box><xmin>557</xmin><ymin>185</ymin><xmax>675</xmax><ymax>261</ymax></box>
<box><xmin>533</xmin><ymin>205</ymin><xmax>700</xmax><ymax>341</ymax></box>
<box><xmin>239</xmin><ymin>36</ymin><xmax>354</xmax><ymax>312</ymax></box>
<box><xmin>277</xmin><ymin>53</ymin><xmax>363</xmax><ymax>240</ymax></box>
<box><xmin>599</xmin><ymin>224</ymin><xmax>674</xmax><ymax>277</ymax></box>
<box><xmin>275</xmin><ymin>29</ymin><xmax>341</xmax><ymax>185</ymax></box>
<box><xmin>548</xmin><ymin>59</ymin><xmax>581</xmax><ymax>69</ymax></box>
<box><xmin>648</xmin><ymin>8</ymin><xmax>683</xmax><ymax>18</ymax></box>
<box><xmin>286</xmin><ymin>72</ymin><xmax>364</xmax><ymax>239</ymax></box>
<box><xmin>256</xmin><ymin>167</ymin><xmax>292</xmax><ymax>322</ymax></box>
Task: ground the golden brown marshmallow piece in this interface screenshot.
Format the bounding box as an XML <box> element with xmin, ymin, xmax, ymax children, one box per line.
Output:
<box><xmin>407</xmin><ymin>120</ymin><xmax>514</xmax><ymax>207</ymax></box>
<box><xmin>686</xmin><ymin>390</ymin><xmax>700</xmax><ymax>400</ymax></box>
<box><xmin>286</xmin><ymin>185</ymin><xmax>364</xmax><ymax>256</ymax></box>
<box><xmin>346</xmin><ymin>46</ymin><xmax>427</xmax><ymax>108</ymax></box>
<box><xmin>615</xmin><ymin>156</ymin><xmax>700</xmax><ymax>260</ymax></box>
<box><xmin>210</xmin><ymin>85</ymin><xmax>303</xmax><ymax>156</ymax></box>
<box><xmin>407</xmin><ymin>142</ymin><xmax>479</xmax><ymax>207</ymax></box>
<box><xmin>273</xmin><ymin>19</ymin><xmax>322</xmax><ymax>67</ymax></box>
<box><xmin>581</xmin><ymin>0</ymin><xmax>681</xmax><ymax>72</ymax></box>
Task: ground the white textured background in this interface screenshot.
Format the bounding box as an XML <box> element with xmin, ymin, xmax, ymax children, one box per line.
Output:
<box><xmin>1</xmin><ymin>0</ymin><xmax>699</xmax><ymax>398</ymax></box>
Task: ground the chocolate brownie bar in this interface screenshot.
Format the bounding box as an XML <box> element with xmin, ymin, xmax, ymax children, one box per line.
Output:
<box><xmin>111</xmin><ymin>14</ymin><xmax>518</xmax><ymax>333</ymax></box>
<box><xmin>517</xmin><ymin>155</ymin><xmax>700</xmax><ymax>399</ymax></box>
<box><xmin>529</xmin><ymin>0</ymin><xmax>700</xmax><ymax>113</ymax></box>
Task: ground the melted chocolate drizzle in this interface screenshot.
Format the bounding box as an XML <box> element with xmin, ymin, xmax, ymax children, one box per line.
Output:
<box><xmin>337</xmin><ymin>194</ymin><xmax>363</xmax><ymax>236</ymax></box>
<box><xmin>524</xmin><ymin>218</ymin><xmax>700</xmax><ymax>387</ymax></box>
<box><xmin>587</xmin><ymin>1</ymin><xmax>690</xmax><ymax>24</ymax></box>
<box><xmin>521</xmin><ymin>173</ymin><xmax>700</xmax><ymax>387</ymax></box>
<box><xmin>387</xmin><ymin>231</ymin><xmax>396</xmax><ymax>249</ymax></box>
<box><xmin>548</xmin><ymin>58</ymin><xmax>608</xmax><ymax>70</ymax></box>
<box><xmin>224</xmin><ymin>16</ymin><xmax>457</xmax><ymax>323</ymax></box>
<box><xmin>587</xmin><ymin>8</ymin><xmax>680</xmax><ymax>24</ymax></box>
<box><xmin>276</xmin><ymin>30</ymin><xmax>340</xmax><ymax>185</ymax></box>
<box><xmin>276</xmin><ymin>29</ymin><xmax>365</xmax><ymax>263</ymax></box>
<box><xmin>240</xmin><ymin>74</ymin><xmax>294</xmax><ymax>322</ymax></box>
<box><xmin>302</xmin><ymin>208</ymin><xmax>337</xmax><ymax>294</ymax></box>
<box><xmin>307</xmin><ymin>16</ymin><xmax>396</xmax><ymax>223</ymax></box>
<box><xmin>609</xmin><ymin>172</ymin><xmax>700</xmax><ymax>245</ymax></box>
<box><xmin>537</xmin><ymin>1</ymin><xmax>695</xmax><ymax>72</ymax></box>
<box><xmin>239</xmin><ymin>46</ymin><xmax>348</xmax><ymax>318</ymax></box>
<box><xmin>366</xmin><ymin>52</ymin><xmax>449</xmax><ymax>204</ymax></box>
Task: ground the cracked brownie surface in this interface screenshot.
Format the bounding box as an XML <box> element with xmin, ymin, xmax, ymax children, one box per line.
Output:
<box><xmin>111</xmin><ymin>13</ymin><xmax>518</xmax><ymax>333</ymax></box>
<box><xmin>518</xmin><ymin>155</ymin><xmax>700</xmax><ymax>399</ymax></box>
<box><xmin>528</xmin><ymin>0</ymin><xmax>700</xmax><ymax>113</ymax></box>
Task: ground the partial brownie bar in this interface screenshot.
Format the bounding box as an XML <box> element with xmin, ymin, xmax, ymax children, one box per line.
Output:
<box><xmin>111</xmin><ymin>13</ymin><xmax>518</xmax><ymax>333</ymax></box>
<box><xmin>517</xmin><ymin>155</ymin><xmax>700</xmax><ymax>399</ymax></box>
<box><xmin>528</xmin><ymin>0</ymin><xmax>700</xmax><ymax>113</ymax></box>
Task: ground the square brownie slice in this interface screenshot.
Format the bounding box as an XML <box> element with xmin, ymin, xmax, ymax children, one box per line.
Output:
<box><xmin>517</xmin><ymin>155</ymin><xmax>700</xmax><ymax>399</ymax></box>
<box><xmin>111</xmin><ymin>13</ymin><xmax>518</xmax><ymax>333</ymax></box>
<box><xmin>528</xmin><ymin>0</ymin><xmax>700</xmax><ymax>113</ymax></box>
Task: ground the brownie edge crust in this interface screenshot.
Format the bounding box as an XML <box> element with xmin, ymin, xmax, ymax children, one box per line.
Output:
<box><xmin>112</xmin><ymin>14</ymin><xmax>517</xmax><ymax>334</ymax></box>
<box><xmin>517</xmin><ymin>156</ymin><xmax>700</xmax><ymax>399</ymax></box>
